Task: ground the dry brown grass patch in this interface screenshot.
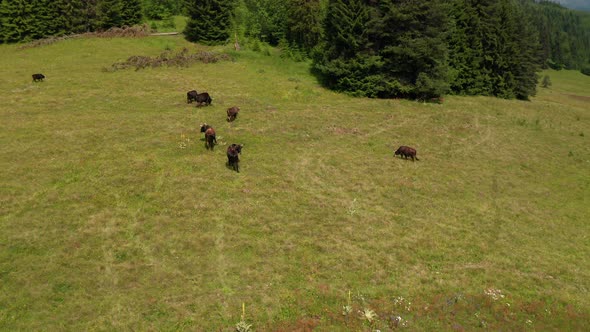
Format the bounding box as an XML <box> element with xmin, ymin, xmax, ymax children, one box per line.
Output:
<box><xmin>103</xmin><ymin>48</ymin><xmax>231</xmax><ymax>72</ymax></box>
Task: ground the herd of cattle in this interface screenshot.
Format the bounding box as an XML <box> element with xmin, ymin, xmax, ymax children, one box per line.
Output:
<box><xmin>31</xmin><ymin>73</ymin><xmax>419</xmax><ymax>173</ymax></box>
<box><xmin>187</xmin><ymin>88</ymin><xmax>420</xmax><ymax>172</ymax></box>
<box><xmin>188</xmin><ymin>90</ymin><xmax>246</xmax><ymax>172</ymax></box>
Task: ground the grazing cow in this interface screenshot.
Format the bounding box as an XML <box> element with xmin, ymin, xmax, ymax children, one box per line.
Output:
<box><xmin>32</xmin><ymin>73</ymin><xmax>45</xmax><ymax>82</ymax></box>
<box><xmin>187</xmin><ymin>90</ymin><xmax>198</xmax><ymax>103</ymax></box>
<box><xmin>227</xmin><ymin>106</ymin><xmax>240</xmax><ymax>122</ymax></box>
<box><xmin>227</xmin><ymin>144</ymin><xmax>243</xmax><ymax>172</ymax></box>
<box><xmin>195</xmin><ymin>92</ymin><xmax>212</xmax><ymax>106</ymax></box>
<box><xmin>394</xmin><ymin>145</ymin><xmax>419</xmax><ymax>161</ymax></box>
<box><xmin>200</xmin><ymin>123</ymin><xmax>217</xmax><ymax>150</ymax></box>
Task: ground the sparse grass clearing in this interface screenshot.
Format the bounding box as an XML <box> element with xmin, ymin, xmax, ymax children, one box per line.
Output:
<box><xmin>1</xmin><ymin>37</ymin><xmax>589</xmax><ymax>330</ymax></box>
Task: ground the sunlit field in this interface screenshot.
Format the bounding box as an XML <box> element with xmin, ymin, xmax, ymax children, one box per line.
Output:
<box><xmin>1</xmin><ymin>34</ymin><xmax>589</xmax><ymax>330</ymax></box>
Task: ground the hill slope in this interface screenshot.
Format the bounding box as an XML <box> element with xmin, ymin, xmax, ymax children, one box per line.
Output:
<box><xmin>1</xmin><ymin>36</ymin><xmax>589</xmax><ymax>330</ymax></box>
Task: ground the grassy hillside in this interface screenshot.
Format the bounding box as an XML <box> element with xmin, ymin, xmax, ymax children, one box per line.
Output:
<box><xmin>1</xmin><ymin>36</ymin><xmax>589</xmax><ymax>330</ymax></box>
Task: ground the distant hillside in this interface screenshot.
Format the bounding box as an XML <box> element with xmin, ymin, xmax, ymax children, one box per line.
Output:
<box><xmin>555</xmin><ymin>0</ymin><xmax>590</xmax><ymax>12</ymax></box>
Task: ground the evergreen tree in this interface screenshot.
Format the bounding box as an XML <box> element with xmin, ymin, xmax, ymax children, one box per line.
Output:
<box><xmin>372</xmin><ymin>0</ymin><xmax>450</xmax><ymax>99</ymax></box>
<box><xmin>184</xmin><ymin>0</ymin><xmax>235</xmax><ymax>44</ymax></box>
<box><xmin>84</xmin><ymin>0</ymin><xmax>99</xmax><ymax>32</ymax></box>
<box><xmin>120</xmin><ymin>0</ymin><xmax>143</xmax><ymax>27</ymax></box>
<box><xmin>447</xmin><ymin>0</ymin><xmax>540</xmax><ymax>100</ymax></box>
<box><xmin>286</xmin><ymin>0</ymin><xmax>322</xmax><ymax>53</ymax></box>
<box><xmin>447</xmin><ymin>0</ymin><xmax>492</xmax><ymax>95</ymax></box>
<box><xmin>0</xmin><ymin>0</ymin><xmax>44</xmax><ymax>42</ymax></box>
<box><xmin>96</xmin><ymin>0</ymin><xmax>124</xmax><ymax>30</ymax></box>
<box><xmin>312</xmin><ymin>0</ymin><xmax>382</xmax><ymax>97</ymax></box>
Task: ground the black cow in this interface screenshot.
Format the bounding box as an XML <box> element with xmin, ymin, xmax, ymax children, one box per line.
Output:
<box><xmin>32</xmin><ymin>73</ymin><xmax>45</xmax><ymax>82</ymax></box>
<box><xmin>200</xmin><ymin>123</ymin><xmax>217</xmax><ymax>150</ymax></box>
<box><xmin>227</xmin><ymin>144</ymin><xmax>243</xmax><ymax>172</ymax></box>
<box><xmin>394</xmin><ymin>146</ymin><xmax>419</xmax><ymax>161</ymax></box>
<box><xmin>195</xmin><ymin>92</ymin><xmax>212</xmax><ymax>107</ymax></box>
<box><xmin>227</xmin><ymin>106</ymin><xmax>240</xmax><ymax>122</ymax></box>
<box><xmin>187</xmin><ymin>90</ymin><xmax>198</xmax><ymax>103</ymax></box>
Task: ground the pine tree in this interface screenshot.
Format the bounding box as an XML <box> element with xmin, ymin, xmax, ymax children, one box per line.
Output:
<box><xmin>447</xmin><ymin>0</ymin><xmax>540</xmax><ymax>99</ymax></box>
<box><xmin>286</xmin><ymin>0</ymin><xmax>322</xmax><ymax>53</ymax></box>
<box><xmin>312</xmin><ymin>0</ymin><xmax>383</xmax><ymax>97</ymax></box>
<box><xmin>447</xmin><ymin>0</ymin><xmax>492</xmax><ymax>95</ymax></box>
<box><xmin>0</xmin><ymin>0</ymin><xmax>42</xmax><ymax>42</ymax></box>
<box><xmin>184</xmin><ymin>0</ymin><xmax>236</xmax><ymax>44</ymax></box>
<box><xmin>120</xmin><ymin>0</ymin><xmax>143</xmax><ymax>27</ymax></box>
<box><xmin>96</xmin><ymin>0</ymin><xmax>124</xmax><ymax>30</ymax></box>
<box><xmin>373</xmin><ymin>0</ymin><xmax>450</xmax><ymax>99</ymax></box>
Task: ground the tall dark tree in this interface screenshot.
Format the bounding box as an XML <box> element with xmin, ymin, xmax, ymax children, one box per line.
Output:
<box><xmin>286</xmin><ymin>0</ymin><xmax>322</xmax><ymax>53</ymax></box>
<box><xmin>184</xmin><ymin>0</ymin><xmax>236</xmax><ymax>44</ymax></box>
<box><xmin>312</xmin><ymin>0</ymin><xmax>382</xmax><ymax>96</ymax></box>
<box><xmin>313</xmin><ymin>0</ymin><xmax>450</xmax><ymax>99</ymax></box>
<box><xmin>447</xmin><ymin>0</ymin><xmax>541</xmax><ymax>100</ymax></box>
<box><xmin>447</xmin><ymin>0</ymin><xmax>492</xmax><ymax>95</ymax></box>
<box><xmin>372</xmin><ymin>0</ymin><xmax>450</xmax><ymax>99</ymax></box>
<box><xmin>96</xmin><ymin>0</ymin><xmax>124</xmax><ymax>29</ymax></box>
<box><xmin>120</xmin><ymin>0</ymin><xmax>143</xmax><ymax>27</ymax></box>
<box><xmin>0</xmin><ymin>0</ymin><xmax>49</xmax><ymax>42</ymax></box>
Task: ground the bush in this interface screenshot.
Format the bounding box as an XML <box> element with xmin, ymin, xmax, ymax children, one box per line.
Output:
<box><xmin>541</xmin><ymin>75</ymin><xmax>552</xmax><ymax>88</ymax></box>
<box><xmin>581</xmin><ymin>65</ymin><xmax>590</xmax><ymax>77</ymax></box>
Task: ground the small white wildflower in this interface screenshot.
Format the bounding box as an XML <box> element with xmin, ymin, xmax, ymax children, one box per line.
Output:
<box><xmin>342</xmin><ymin>305</ymin><xmax>352</xmax><ymax>316</ymax></box>
<box><xmin>526</xmin><ymin>319</ymin><xmax>533</xmax><ymax>325</ymax></box>
<box><xmin>393</xmin><ymin>296</ymin><xmax>405</xmax><ymax>306</ymax></box>
<box><xmin>484</xmin><ymin>288</ymin><xmax>504</xmax><ymax>301</ymax></box>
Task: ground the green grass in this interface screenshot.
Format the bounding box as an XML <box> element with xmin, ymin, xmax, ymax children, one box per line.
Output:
<box><xmin>1</xmin><ymin>36</ymin><xmax>589</xmax><ymax>330</ymax></box>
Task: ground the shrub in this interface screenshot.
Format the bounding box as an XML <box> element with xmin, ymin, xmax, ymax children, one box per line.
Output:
<box><xmin>541</xmin><ymin>75</ymin><xmax>552</xmax><ymax>88</ymax></box>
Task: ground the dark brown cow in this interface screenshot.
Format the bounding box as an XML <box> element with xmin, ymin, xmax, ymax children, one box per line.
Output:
<box><xmin>200</xmin><ymin>123</ymin><xmax>217</xmax><ymax>150</ymax></box>
<box><xmin>187</xmin><ymin>90</ymin><xmax>198</xmax><ymax>103</ymax></box>
<box><xmin>226</xmin><ymin>144</ymin><xmax>243</xmax><ymax>172</ymax></box>
<box><xmin>32</xmin><ymin>73</ymin><xmax>45</xmax><ymax>82</ymax></box>
<box><xmin>394</xmin><ymin>146</ymin><xmax>419</xmax><ymax>161</ymax></box>
<box><xmin>227</xmin><ymin>106</ymin><xmax>240</xmax><ymax>122</ymax></box>
<box><xmin>195</xmin><ymin>92</ymin><xmax>212</xmax><ymax>106</ymax></box>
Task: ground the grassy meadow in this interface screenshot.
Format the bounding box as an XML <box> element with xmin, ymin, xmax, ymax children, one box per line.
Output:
<box><xmin>1</xmin><ymin>34</ymin><xmax>589</xmax><ymax>331</ymax></box>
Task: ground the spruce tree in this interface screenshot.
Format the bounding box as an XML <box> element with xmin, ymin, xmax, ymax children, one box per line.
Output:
<box><xmin>0</xmin><ymin>0</ymin><xmax>42</xmax><ymax>42</ymax></box>
<box><xmin>447</xmin><ymin>0</ymin><xmax>492</xmax><ymax>95</ymax></box>
<box><xmin>286</xmin><ymin>0</ymin><xmax>322</xmax><ymax>53</ymax></box>
<box><xmin>312</xmin><ymin>0</ymin><xmax>383</xmax><ymax>97</ymax></box>
<box><xmin>184</xmin><ymin>0</ymin><xmax>236</xmax><ymax>44</ymax></box>
<box><xmin>96</xmin><ymin>0</ymin><xmax>124</xmax><ymax>30</ymax></box>
<box><xmin>372</xmin><ymin>0</ymin><xmax>450</xmax><ymax>99</ymax></box>
<box><xmin>120</xmin><ymin>0</ymin><xmax>143</xmax><ymax>27</ymax></box>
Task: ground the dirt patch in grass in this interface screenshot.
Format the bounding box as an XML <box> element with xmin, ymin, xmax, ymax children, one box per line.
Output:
<box><xmin>566</xmin><ymin>94</ymin><xmax>590</xmax><ymax>102</ymax></box>
<box><xmin>272</xmin><ymin>317</ymin><xmax>321</xmax><ymax>332</ymax></box>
